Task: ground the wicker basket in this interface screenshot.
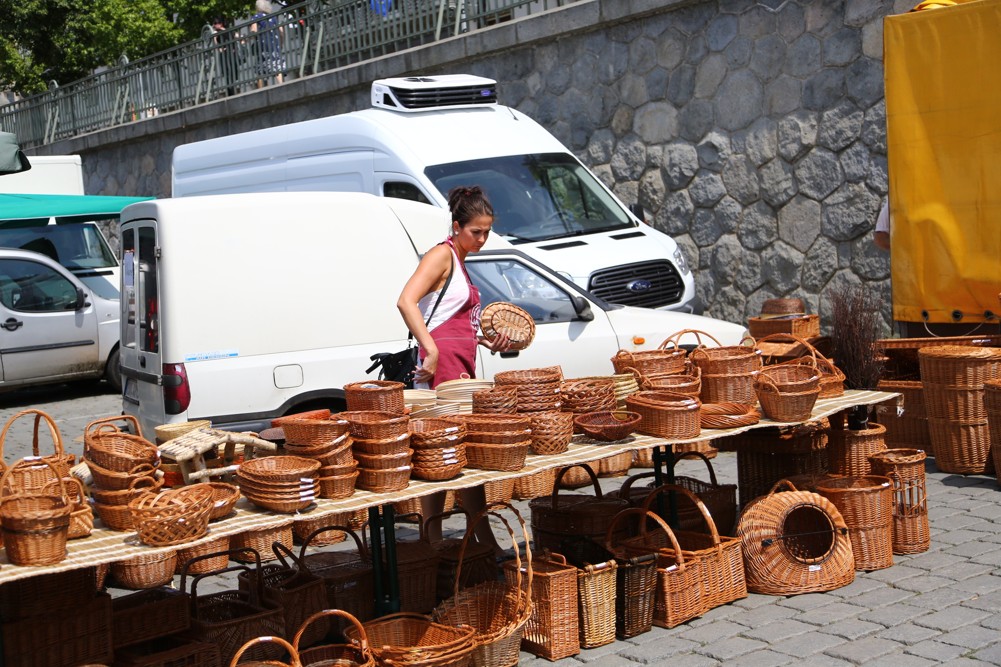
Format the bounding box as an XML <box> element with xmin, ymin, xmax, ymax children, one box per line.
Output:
<box><xmin>732</xmin><ymin>420</ymin><xmax>830</xmax><ymax>506</ymax></box>
<box><xmin>345</xmin><ymin>612</ymin><xmax>476</xmax><ymax>667</ymax></box>
<box><xmin>339</xmin><ymin>411</ymin><xmax>410</xmax><ymax>440</ymax></box>
<box><xmin>917</xmin><ymin>344</ymin><xmax>1001</xmax><ymax>386</ymax></box>
<box><xmin>816</xmin><ymin>475</ymin><xmax>894</xmax><ymax>571</ymax></box>
<box><xmin>700</xmin><ymin>402</ymin><xmax>759</xmax><ymax>429</ymax></box>
<box><xmin>84</xmin><ymin>415</ymin><xmax>160</xmax><ymax>473</ymax></box>
<box><xmin>231</xmin><ymin>522</ymin><xmax>294</xmax><ymax>562</ymax></box>
<box><xmin>494</xmin><ymin>366</ymin><xmax>563</xmax><ymax>385</ymax></box>
<box><xmin>575</xmin><ymin>557</ymin><xmax>618</xmax><ymax>649</ymax></box>
<box><xmin>293</xmin><ymin>609</ymin><xmax>376</xmax><ymax>667</ymax></box>
<box><xmin>736</xmin><ymin>480</ymin><xmax>855</xmax><ymax>595</ymax></box>
<box><xmin>504</xmin><ymin>551</ymin><xmax>579</xmax><ymax>660</ymax></box>
<box><xmin>472</xmin><ymin>387</ymin><xmax>519</xmax><ymax>414</ymax></box>
<box><xmin>614</xmin><ymin>509</ymin><xmax>704</xmax><ymax>629</ymax></box>
<box><xmin>175</xmin><ymin>534</ymin><xmax>232</xmax><ymax>574</ymax></box>
<box><xmin>610</xmin><ymin>338</ymin><xmax>688</xmax><ymax>377</ymax></box>
<box><xmin>128</xmin><ymin>485</ymin><xmax>213</xmax><ymax>547</ymax></box>
<box><xmin>0</xmin><ymin>459</ymin><xmax>72</xmax><ymax>565</ymax></box>
<box><xmin>179</xmin><ymin>548</ymin><xmax>286</xmax><ymax>666</ymax></box>
<box><xmin>512</xmin><ymin>467</ymin><xmax>557</xmax><ymax>500</ymax></box>
<box><xmin>298</xmin><ymin>525</ymin><xmax>375</xmax><ymax>623</ymax></box>
<box><xmin>989</xmin><ymin>379</ymin><xmax>1001</xmax><ymax>482</ymax></box>
<box><xmin>432</xmin><ymin>503</ymin><xmax>533</xmax><ymax>667</ymax></box>
<box><xmin>410</xmin><ymin>418</ymin><xmax>467</xmax><ymax>449</ymax></box>
<box><xmin>868</xmin><ymin>448</ymin><xmax>931</xmax><ymax>554</ymax></box>
<box><xmin>464</xmin><ymin>441</ymin><xmax>530</xmax><ymax>471</ymax></box>
<box><xmin>755</xmin><ymin>375</ymin><xmax>821</xmax><ymax>422</ymax></box>
<box><xmin>679</xmin><ymin>330</ymin><xmax>762</xmax><ymax>376</ymax></box>
<box><xmin>87</xmin><ymin>459</ymin><xmax>159</xmax><ymax>490</ymax></box>
<box><xmin>530</xmin><ymin>464</ymin><xmax>630</xmax><ymax>555</ymax></box>
<box><xmin>62</xmin><ymin>475</ymin><xmax>94</xmax><ymax>539</ymax></box>
<box><xmin>0</xmin><ymin>409</ymin><xmax>74</xmax><ymax>491</ymax></box>
<box><xmin>292</xmin><ymin>513</ymin><xmax>349</xmax><ymax>545</ymax></box>
<box><xmin>528</xmin><ymin>411</ymin><xmax>574</xmax><ymax>454</ymax></box>
<box><xmin>154</xmin><ymin>419</ymin><xmax>212</xmax><ymax>444</ymax></box>
<box><xmin>574</xmin><ymin>411</ymin><xmax>641</xmax><ymax>441</ymax></box>
<box><xmin>634</xmin><ymin>484</ymin><xmax>747</xmax><ymax>613</ymax></box>
<box><xmin>596</xmin><ymin>450</ymin><xmax>635</xmax><ymax>478</ymax></box>
<box><xmin>561</xmin><ymin>378</ymin><xmax>617</xmax><ymax>414</ymax></box>
<box><xmin>113</xmin><ymin>637</ymin><xmax>220</xmax><ymax>667</ymax></box>
<box><xmin>827</xmin><ymin>422</ymin><xmax>886</xmax><ymax>477</ymax></box>
<box><xmin>480</xmin><ymin>301</ymin><xmax>536</xmax><ymax>351</ymax></box>
<box><xmin>111</xmin><ymin>550</ymin><xmax>178</xmax><ymax>589</ymax></box>
<box><xmin>280</xmin><ymin>414</ymin><xmax>350</xmax><ymax>446</ymax></box>
<box><xmin>367</xmin><ymin>513</ymin><xmax>440</xmax><ymax>614</ymax></box>
<box><xmin>230</xmin><ymin>635</ymin><xmax>299</xmax><ymax>667</ymax></box>
<box><xmin>207</xmin><ymin>481</ymin><xmax>241</xmax><ymax>520</ymax></box>
<box><xmin>344</xmin><ymin>380</ymin><xmax>407</xmax><ymax>414</ymax></box>
<box><xmin>425</xmin><ymin>508</ymin><xmax>500</xmax><ymax>604</ymax></box>
<box><xmin>625</xmin><ymin>391</ymin><xmax>701</xmax><ymax>439</ymax></box>
<box><xmin>748</xmin><ymin>313</ymin><xmax>820</xmax><ymax>339</ymax></box>
<box><xmin>0</xmin><ymin>591</ymin><xmax>113</xmax><ymax>667</ymax></box>
<box><xmin>627</xmin><ymin>363</ymin><xmax>702</xmax><ymax>395</ymax></box>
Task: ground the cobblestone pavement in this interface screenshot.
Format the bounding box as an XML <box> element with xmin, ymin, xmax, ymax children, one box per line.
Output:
<box><xmin>3</xmin><ymin>385</ymin><xmax>1001</xmax><ymax>666</ymax></box>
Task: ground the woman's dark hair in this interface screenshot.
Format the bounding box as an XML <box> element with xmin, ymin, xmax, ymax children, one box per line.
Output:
<box><xmin>447</xmin><ymin>186</ymin><xmax>494</xmax><ymax>227</ymax></box>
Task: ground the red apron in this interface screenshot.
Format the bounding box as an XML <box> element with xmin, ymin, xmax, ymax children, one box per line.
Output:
<box><xmin>420</xmin><ymin>241</ymin><xmax>480</xmax><ymax>388</ymax></box>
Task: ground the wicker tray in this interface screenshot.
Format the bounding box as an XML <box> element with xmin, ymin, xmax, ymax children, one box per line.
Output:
<box><xmin>481</xmin><ymin>301</ymin><xmax>536</xmax><ymax>351</ymax></box>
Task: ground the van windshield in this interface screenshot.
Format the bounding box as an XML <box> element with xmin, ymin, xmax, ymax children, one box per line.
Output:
<box><xmin>425</xmin><ymin>153</ymin><xmax>635</xmax><ymax>242</ymax></box>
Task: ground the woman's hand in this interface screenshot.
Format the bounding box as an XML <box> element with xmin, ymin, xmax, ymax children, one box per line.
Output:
<box><xmin>414</xmin><ymin>346</ymin><xmax>439</xmax><ymax>384</ymax></box>
<box><xmin>479</xmin><ymin>331</ymin><xmax>512</xmax><ymax>354</ymax></box>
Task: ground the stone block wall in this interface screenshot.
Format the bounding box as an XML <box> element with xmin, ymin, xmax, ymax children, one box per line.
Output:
<box><xmin>47</xmin><ymin>0</ymin><xmax>916</xmax><ymax>330</ymax></box>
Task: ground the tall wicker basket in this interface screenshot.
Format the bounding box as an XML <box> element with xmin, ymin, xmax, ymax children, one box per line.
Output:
<box><xmin>816</xmin><ymin>476</ymin><xmax>894</xmax><ymax>571</ymax></box>
<box><xmin>827</xmin><ymin>422</ymin><xmax>886</xmax><ymax>477</ymax></box>
<box><xmin>868</xmin><ymin>448</ymin><xmax>930</xmax><ymax>554</ymax></box>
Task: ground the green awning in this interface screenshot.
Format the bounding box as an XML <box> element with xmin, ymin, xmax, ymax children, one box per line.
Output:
<box><xmin>0</xmin><ymin>193</ymin><xmax>154</xmax><ymax>224</ymax></box>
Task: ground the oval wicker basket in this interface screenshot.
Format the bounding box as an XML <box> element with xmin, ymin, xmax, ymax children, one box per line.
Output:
<box><xmin>354</xmin><ymin>448</ymin><xmax>414</xmax><ymax>470</ymax></box>
<box><xmin>494</xmin><ymin>366</ymin><xmax>563</xmax><ymax>385</ymax></box>
<box><xmin>464</xmin><ymin>441</ymin><xmax>530</xmax><ymax>471</ymax></box>
<box><xmin>352</xmin><ymin>433</ymin><xmax>412</xmax><ymax>456</ymax></box>
<box><xmin>128</xmin><ymin>485</ymin><xmax>213</xmax><ymax>547</ymax></box>
<box><xmin>700</xmin><ymin>403</ymin><xmax>760</xmax><ymax>429</ymax></box>
<box><xmin>339</xmin><ymin>411</ymin><xmax>410</xmax><ymax>440</ymax></box>
<box><xmin>574</xmin><ymin>411</ymin><xmax>641</xmax><ymax>441</ymax></box>
<box><xmin>84</xmin><ymin>415</ymin><xmax>160</xmax><ymax>473</ymax></box>
<box><xmin>917</xmin><ymin>345</ymin><xmax>1001</xmax><ymax>386</ymax></box>
<box><xmin>111</xmin><ymin>550</ymin><xmax>178</xmax><ymax>589</ymax></box>
<box><xmin>281</xmin><ymin>415</ymin><xmax>350</xmax><ymax>446</ymax></box>
<box><xmin>356</xmin><ymin>465</ymin><xmax>411</xmax><ymax>492</ymax></box>
<box><xmin>480</xmin><ymin>301</ymin><xmax>536</xmax><ymax>351</ymax></box>
<box><xmin>610</xmin><ymin>343</ymin><xmax>687</xmax><ymax>377</ymax></box>
<box><xmin>445</xmin><ymin>413</ymin><xmax>532</xmax><ymax>432</ymax></box>
<box><xmin>239</xmin><ymin>455</ymin><xmax>321</xmax><ymax>483</ymax></box>
<box><xmin>625</xmin><ymin>391</ymin><xmax>701</xmax><ymax>439</ymax></box>
<box><xmin>409</xmin><ymin>418</ymin><xmax>467</xmax><ymax>449</ymax></box>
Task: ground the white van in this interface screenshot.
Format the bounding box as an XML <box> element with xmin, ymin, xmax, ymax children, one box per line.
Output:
<box><xmin>171</xmin><ymin>74</ymin><xmax>698</xmax><ymax>313</ymax></box>
<box><xmin>119</xmin><ymin>192</ymin><xmax>744</xmax><ymax>437</ymax></box>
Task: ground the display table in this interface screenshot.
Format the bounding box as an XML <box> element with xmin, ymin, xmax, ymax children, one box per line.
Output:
<box><xmin>0</xmin><ymin>390</ymin><xmax>896</xmax><ymax>586</ymax></box>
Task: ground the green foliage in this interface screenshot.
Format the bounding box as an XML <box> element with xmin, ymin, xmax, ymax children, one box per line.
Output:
<box><xmin>0</xmin><ymin>0</ymin><xmax>252</xmax><ymax>95</ymax></box>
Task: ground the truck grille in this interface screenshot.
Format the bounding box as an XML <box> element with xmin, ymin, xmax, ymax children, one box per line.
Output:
<box><xmin>588</xmin><ymin>260</ymin><xmax>684</xmax><ymax>308</ymax></box>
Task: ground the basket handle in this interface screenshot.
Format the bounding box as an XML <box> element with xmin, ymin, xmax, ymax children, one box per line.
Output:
<box><xmin>540</xmin><ymin>549</ymin><xmax>568</xmax><ymax>567</ymax></box>
<box><xmin>620</xmin><ymin>366</ymin><xmax>647</xmax><ymax>386</ymax></box>
<box><xmin>85</xmin><ymin>415</ymin><xmax>143</xmax><ymax>439</ymax></box>
<box><xmin>455</xmin><ymin>502</ymin><xmax>532</xmax><ymax>603</ymax></box>
<box><xmin>753</xmin><ymin>372</ymin><xmax>781</xmax><ymax>395</ymax></box>
<box><xmin>640</xmin><ymin>483</ymin><xmax>722</xmax><ymax>549</ymax></box>
<box><xmin>552</xmin><ymin>463</ymin><xmax>602</xmax><ymax>505</ymax></box>
<box><xmin>292</xmin><ymin>609</ymin><xmax>371</xmax><ymax>660</ymax></box>
<box><xmin>42</xmin><ymin>475</ymin><xmax>86</xmax><ymax>505</ymax></box>
<box><xmin>271</xmin><ymin>540</ymin><xmax>307</xmax><ymax>575</ymax></box>
<box><xmin>0</xmin><ymin>457</ymin><xmax>69</xmax><ymax>500</ymax></box>
<box><xmin>180</xmin><ymin>547</ymin><xmax>260</xmax><ymax>604</ymax></box>
<box><xmin>606</xmin><ymin>507</ymin><xmax>687</xmax><ymax>570</ymax></box>
<box><xmin>423</xmin><ymin>507</ymin><xmax>476</xmax><ymax>546</ymax></box>
<box><xmin>230</xmin><ymin>635</ymin><xmax>297</xmax><ymax>667</ymax></box>
<box><xmin>767</xmin><ymin>479</ymin><xmax>801</xmax><ymax>495</ymax></box>
<box><xmin>754</xmin><ymin>333</ymin><xmax>820</xmax><ymax>370</ymax></box>
<box><xmin>673</xmin><ymin>450</ymin><xmax>719</xmax><ymax>486</ymax></box>
<box><xmin>299</xmin><ymin>524</ymin><xmax>368</xmax><ymax>564</ymax></box>
<box><xmin>616</xmin><ymin>471</ymin><xmax>657</xmax><ymax>502</ymax></box>
<box><xmin>0</xmin><ymin>409</ymin><xmax>66</xmax><ymax>465</ymax></box>
<box><xmin>664</xmin><ymin>328</ymin><xmax>722</xmax><ymax>350</ymax></box>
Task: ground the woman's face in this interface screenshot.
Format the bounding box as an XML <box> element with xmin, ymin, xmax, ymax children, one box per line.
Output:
<box><xmin>453</xmin><ymin>214</ymin><xmax>493</xmax><ymax>254</ymax></box>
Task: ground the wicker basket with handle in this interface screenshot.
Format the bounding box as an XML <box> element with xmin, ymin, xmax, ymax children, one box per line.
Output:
<box><xmin>84</xmin><ymin>415</ymin><xmax>160</xmax><ymax>473</ymax></box>
<box><xmin>0</xmin><ymin>458</ymin><xmax>73</xmax><ymax>565</ymax></box>
<box><xmin>503</xmin><ymin>550</ymin><xmax>579</xmax><ymax>660</ymax></box>
<box><xmin>625</xmin><ymin>391</ymin><xmax>701</xmax><ymax>439</ymax></box>
<box><xmin>0</xmin><ymin>409</ymin><xmax>75</xmax><ymax>491</ymax></box>
<box><xmin>293</xmin><ymin>609</ymin><xmax>376</xmax><ymax>667</ymax></box>
<box><xmin>530</xmin><ymin>464</ymin><xmax>630</xmax><ymax>555</ymax></box>
<box><xmin>128</xmin><ymin>485</ymin><xmax>213</xmax><ymax>547</ymax></box>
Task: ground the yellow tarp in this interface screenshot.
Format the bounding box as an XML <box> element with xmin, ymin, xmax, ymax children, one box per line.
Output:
<box><xmin>884</xmin><ymin>0</ymin><xmax>1001</xmax><ymax>324</ymax></box>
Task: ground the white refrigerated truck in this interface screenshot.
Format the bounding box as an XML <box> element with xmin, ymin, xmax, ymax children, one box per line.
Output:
<box><xmin>172</xmin><ymin>74</ymin><xmax>699</xmax><ymax>314</ymax></box>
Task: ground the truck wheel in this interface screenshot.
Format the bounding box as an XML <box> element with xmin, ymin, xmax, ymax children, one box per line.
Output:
<box><xmin>105</xmin><ymin>347</ymin><xmax>122</xmax><ymax>394</ymax></box>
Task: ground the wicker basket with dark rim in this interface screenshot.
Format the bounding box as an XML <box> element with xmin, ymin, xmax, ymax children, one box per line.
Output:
<box><xmin>574</xmin><ymin>411</ymin><xmax>641</xmax><ymax>441</ymax></box>
<box><xmin>816</xmin><ymin>475</ymin><xmax>894</xmax><ymax>571</ymax></box>
<box><xmin>625</xmin><ymin>391</ymin><xmax>701</xmax><ymax>439</ymax></box>
<box><xmin>297</xmin><ymin>525</ymin><xmax>375</xmax><ymax>623</ymax></box>
<box><xmin>730</xmin><ymin>420</ymin><xmax>830</xmax><ymax>506</ymax></box>
<box><xmin>344</xmin><ymin>380</ymin><xmax>407</xmax><ymax>414</ymax></box>
<box><xmin>112</xmin><ymin>586</ymin><xmax>191</xmax><ymax>650</ymax></box>
<box><xmin>294</xmin><ymin>609</ymin><xmax>376</xmax><ymax>667</ymax></box>
<box><xmin>530</xmin><ymin>464</ymin><xmax>630</xmax><ymax>555</ymax></box>
<box><xmin>736</xmin><ymin>479</ymin><xmax>855</xmax><ymax>596</ymax></box>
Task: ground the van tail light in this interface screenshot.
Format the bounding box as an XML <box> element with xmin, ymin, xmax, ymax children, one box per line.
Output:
<box><xmin>163</xmin><ymin>363</ymin><xmax>191</xmax><ymax>414</ymax></box>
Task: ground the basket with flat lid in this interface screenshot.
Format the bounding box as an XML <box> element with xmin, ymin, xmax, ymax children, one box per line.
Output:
<box><xmin>481</xmin><ymin>301</ymin><xmax>536</xmax><ymax>351</ymax></box>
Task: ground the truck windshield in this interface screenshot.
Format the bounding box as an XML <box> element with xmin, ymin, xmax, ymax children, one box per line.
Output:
<box><xmin>425</xmin><ymin>153</ymin><xmax>635</xmax><ymax>242</ymax></box>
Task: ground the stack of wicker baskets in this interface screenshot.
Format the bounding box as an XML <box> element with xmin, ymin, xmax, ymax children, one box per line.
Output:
<box><xmin>494</xmin><ymin>366</ymin><xmax>564</xmax><ymax>412</ymax></box>
<box><xmin>446</xmin><ymin>414</ymin><xmax>532</xmax><ymax>471</ymax></box>
<box><xmin>81</xmin><ymin>415</ymin><xmax>163</xmax><ymax>531</ymax></box>
<box><xmin>561</xmin><ymin>378</ymin><xmax>617</xmax><ymax>423</ymax></box>
<box><xmin>339</xmin><ymin>411</ymin><xmax>412</xmax><ymax>492</ymax></box>
<box><xmin>472</xmin><ymin>386</ymin><xmax>519</xmax><ymax>414</ymax></box>
<box><xmin>918</xmin><ymin>345</ymin><xmax>1001</xmax><ymax>474</ymax></box>
<box><xmin>280</xmin><ymin>413</ymin><xmax>357</xmax><ymax>499</ymax></box>
<box><xmin>527</xmin><ymin>411</ymin><xmax>575</xmax><ymax>454</ymax></box>
<box><xmin>409</xmin><ymin>418</ymin><xmax>467</xmax><ymax>481</ymax></box>
<box><xmin>674</xmin><ymin>329</ymin><xmax>762</xmax><ymax>405</ymax></box>
<box><xmin>237</xmin><ymin>455</ymin><xmax>320</xmax><ymax>512</ymax></box>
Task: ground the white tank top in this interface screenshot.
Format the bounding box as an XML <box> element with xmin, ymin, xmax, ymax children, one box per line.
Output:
<box><xmin>417</xmin><ymin>245</ymin><xmax>469</xmax><ymax>333</ymax></box>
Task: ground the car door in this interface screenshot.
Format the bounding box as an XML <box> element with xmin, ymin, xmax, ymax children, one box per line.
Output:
<box><xmin>0</xmin><ymin>256</ymin><xmax>100</xmax><ymax>384</ymax></box>
<box><xmin>465</xmin><ymin>253</ymin><xmax>619</xmax><ymax>379</ymax></box>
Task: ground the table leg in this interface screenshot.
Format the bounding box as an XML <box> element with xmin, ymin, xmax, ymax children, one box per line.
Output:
<box><xmin>369</xmin><ymin>504</ymin><xmax>401</xmax><ymax>615</ymax></box>
<box><xmin>651</xmin><ymin>444</ymin><xmax>680</xmax><ymax>527</ymax></box>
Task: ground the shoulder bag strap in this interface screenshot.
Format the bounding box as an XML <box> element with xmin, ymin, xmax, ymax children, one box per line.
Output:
<box><xmin>409</xmin><ymin>251</ymin><xmax>454</xmax><ymax>345</ymax></box>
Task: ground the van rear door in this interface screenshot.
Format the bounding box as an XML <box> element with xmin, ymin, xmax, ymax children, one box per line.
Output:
<box><xmin>121</xmin><ymin>222</ymin><xmax>166</xmax><ymax>431</ymax></box>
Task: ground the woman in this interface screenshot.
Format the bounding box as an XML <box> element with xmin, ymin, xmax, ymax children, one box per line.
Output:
<box><xmin>397</xmin><ymin>185</ymin><xmax>510</xmax><ymax>550</ymax></box>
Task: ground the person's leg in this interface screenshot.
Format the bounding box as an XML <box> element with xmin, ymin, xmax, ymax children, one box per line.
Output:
<box><xmin>457</xmin><ymin>485</ymin><xmax>502</xmax><ymax>556</ymax></box>
<box><xmin>421</xmin><ymin>490</ymin><xmax>447</xmax><ymax>542</ymax></box>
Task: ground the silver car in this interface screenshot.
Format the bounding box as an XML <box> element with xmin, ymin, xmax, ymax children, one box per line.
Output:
<box><xmin>0</xmin><ymin>248</ymin><xmax>120</xmax><ymax>391</ymax></box>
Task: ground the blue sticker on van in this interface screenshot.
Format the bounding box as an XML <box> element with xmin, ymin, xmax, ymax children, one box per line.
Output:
<box><xmin>184</xmin><ymin>350</ymin><xmax>239</xmax><ymax>362</ymax></box>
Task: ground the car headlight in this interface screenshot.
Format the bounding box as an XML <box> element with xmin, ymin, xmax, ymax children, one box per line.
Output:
<box><xmin>673</xmin><ymin>247</ymin><xmax>690</xmax><ymax>275</ymax></box>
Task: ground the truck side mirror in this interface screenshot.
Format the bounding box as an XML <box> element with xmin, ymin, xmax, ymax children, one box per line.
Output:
<box><xmin>629</xmin><ymin>203</ymin><xmax>646</xmax><ymax>223</ymax></box>
<box><xmin>572</xmin><ymin>295</ymin><xmax>594</xmax><ymax>321</ymax></box>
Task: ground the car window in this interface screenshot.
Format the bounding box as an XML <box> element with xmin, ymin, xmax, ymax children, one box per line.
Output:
<box><xmin>383</xmin><ymin>181</ymin><xmax>431</xmax><ymax>204</ymax></box>
<box><xmin>466</xmin><ymin>258</ymin><xmax>578</xmax><ymax>324</ymax></box>
<box><xmin>0</xmin><ymin>259</ymin><xmax>78</xmax><ymax>312</ymax></box>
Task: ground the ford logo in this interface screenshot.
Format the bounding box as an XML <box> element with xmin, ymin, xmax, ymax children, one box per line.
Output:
<box><xmin>627</xmin><ymin>280</ymin><xmax>652</xmax><ymax>293</ymax></box>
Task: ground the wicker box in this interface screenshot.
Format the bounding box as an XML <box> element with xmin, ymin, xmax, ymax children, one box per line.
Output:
<box><xmin>0</xmin><ymin>567</ymin><xmax>98</xmax><ymax>621</ymax></box>
<box><xmin>748</xmin><ymin>314</ymin><xmax>821</xmax><ymax>339</ymax></box>
<box><xmin>112</xmin><ymin>587</ymin><xmax>190</xmax><ymax>649</ymax></box>
<box><xmin>2</xmin><ymin>591</ymin><xmax>113</xmax><ymax>667</ymax></box>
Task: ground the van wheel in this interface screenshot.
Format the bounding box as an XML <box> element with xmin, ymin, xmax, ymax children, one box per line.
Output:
<box><xmin>105</xmin><ymin>348</ymin><xmax>122</xmax><ymax>394</ymax></box>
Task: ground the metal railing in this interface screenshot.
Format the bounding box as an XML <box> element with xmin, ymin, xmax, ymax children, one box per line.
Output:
<box><xmin>1</xmin><ymin>0</ymin><xmax>574</xmax><ymax>150</ymax></box>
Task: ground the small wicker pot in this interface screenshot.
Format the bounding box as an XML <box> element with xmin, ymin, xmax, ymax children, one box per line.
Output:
<box><xmin>737</xmin><ymin>480</ymin><xmax>855</xmax><ymax>596</ymax></box>
<box><xmin>111</xmin><ymin>550</ymin><xmax>178</xmax><ymax>589</ymax></box>
<box><xmin>344</xmin><ymin>380</ymin><xmax>407</xmax><ymax>414</ymax></box>
<box><xmin>827</xmin><ymin>422</ymin><xmax>886</xmax><ymax>477</ymax></box>
<box><xmin>816</xmin><ymin>475</ymin><xmax>894</xmax><ymax>571</ymax></box>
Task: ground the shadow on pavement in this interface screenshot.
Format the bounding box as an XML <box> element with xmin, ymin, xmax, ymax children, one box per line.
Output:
<box><xmin>0</xmin><ymin>381</ymin><xmax>118</xmax><ymax>409</ymax></box>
